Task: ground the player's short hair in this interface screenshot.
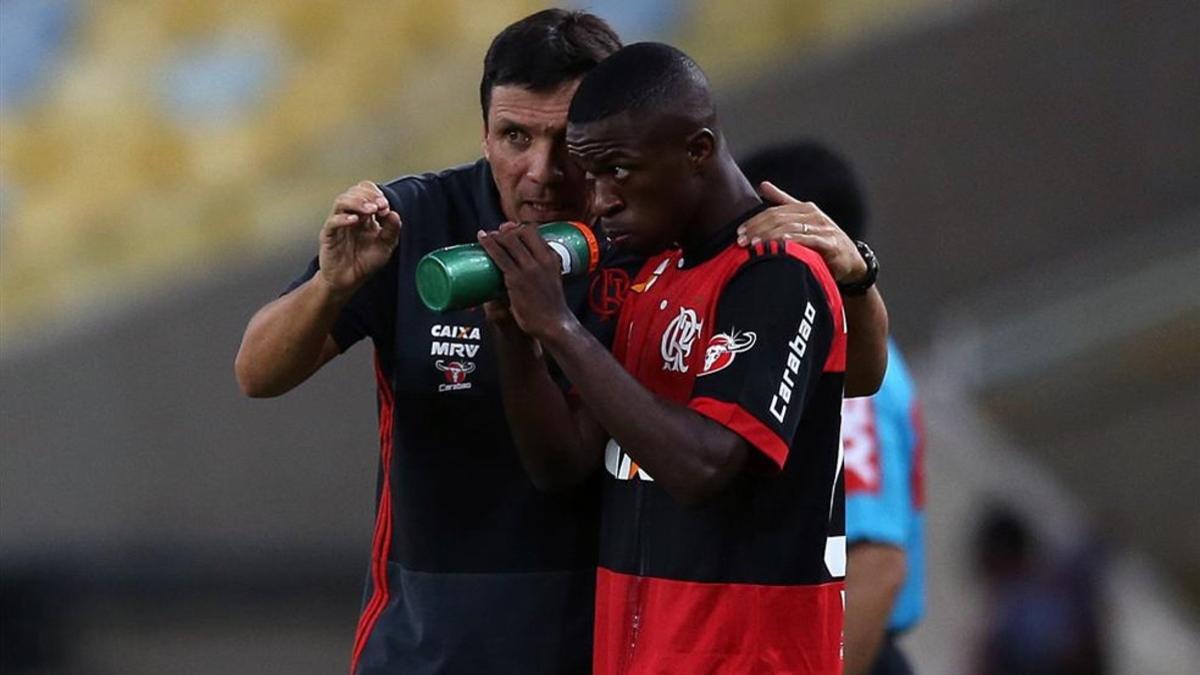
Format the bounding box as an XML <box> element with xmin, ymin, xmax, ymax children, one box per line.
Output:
<box><xmin>480</xmin><ymin>9</ymin><xmax>621</xmax><ymax>122</ymax></box>
<box><xmin>568</xmin><ymin>42</ymin><xmax>715</xmax><ymax>127</ymax></box>
<box><xmin>740</xmin><ymin>141</ymin><xmax>868</xmax><ymax>240</ymax></box>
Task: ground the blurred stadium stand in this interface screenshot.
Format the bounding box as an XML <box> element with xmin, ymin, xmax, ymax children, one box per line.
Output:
<box><xmin>2</xmin><ymin>0</ymin><xmax>1198</xmax><ymax>672</ymax></box>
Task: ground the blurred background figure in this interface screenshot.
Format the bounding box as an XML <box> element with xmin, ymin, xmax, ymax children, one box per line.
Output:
<box><xmin>974</xmin><ymin>504</ymin><xmax>1108</xmax><ymax>675</ymax></box>
<box><xmin>2</xmin><ymin>1</ymin><xmax>1198</xmax><ymax>673</ymax></box>
<box><xmin>742</xmin><ymin>140</ymin><xmax>925</xmax><ymax>675</ymax></box>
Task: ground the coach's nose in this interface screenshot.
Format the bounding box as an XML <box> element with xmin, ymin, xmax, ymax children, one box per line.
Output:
<box><xmin>526</xmin><ymin>141</ymin><xmax>565</xmax><ymax>186</ymax></box>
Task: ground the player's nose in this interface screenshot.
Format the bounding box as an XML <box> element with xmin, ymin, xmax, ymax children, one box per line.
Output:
<box><xmin>591</xmin><ymin>181</ymin><xmax>624</xmax><ymax>219</ymax></box>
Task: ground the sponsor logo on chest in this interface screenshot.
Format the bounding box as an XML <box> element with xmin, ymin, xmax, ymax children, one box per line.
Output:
<box><xmin>435</xmin><ymin>360</ymin><xmax>476</xmax><ymax>392</ymax></box>
<box><xmin>699</xmin><ymin>329</ymin><xmax>757</xmax><ymax>376</ymax></box>
<box><xmin>429</xmin><ymin>324</ymin><xmax>481</xmax><ymax>391</ymax></box>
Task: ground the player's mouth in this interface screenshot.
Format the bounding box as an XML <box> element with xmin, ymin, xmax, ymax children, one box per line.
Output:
<box><xmin>602</xmin><ymin>226</ymin><xmax>633</xmax><ymax>247</ymax></box>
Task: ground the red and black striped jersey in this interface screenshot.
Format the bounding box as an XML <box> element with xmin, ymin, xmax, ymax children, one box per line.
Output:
<box><xmin>595</xmin><ymin>209</ymin><xmax>847</xmax><ymax>674</ymax></box>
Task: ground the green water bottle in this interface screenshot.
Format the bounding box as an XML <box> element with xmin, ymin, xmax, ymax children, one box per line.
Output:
<box><xmin>416</xmin><ymin>221</ymin><xmax>600</xmax><ymax>312</ymax></box>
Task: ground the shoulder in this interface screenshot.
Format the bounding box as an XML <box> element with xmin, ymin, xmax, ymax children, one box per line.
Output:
<box><xmin>725</xmin><ymin>241</ymin><xmax>837</xmax><ymax>298</ymax></box>
<box><xmin>378</xmin><ymin>159</ymin><xmax>501</xmax><ymax>239</ymax></box>
<box><xmin>379</xmin><ymin>159</ymin><xmax>489</xmax><ymax>208</ymax></box>
<box><xmin>738</xmin><ymin>241</ymin><xmax>838</xmax><ymax>286</ymax></box>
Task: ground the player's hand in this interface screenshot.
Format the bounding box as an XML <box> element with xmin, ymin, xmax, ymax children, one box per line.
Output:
<box><xmin>482</xmin><ymin>299</ymin><xmax>514</xmax><ymax>325</ymax></box>
<box><xmin>738</xmin><ymin>181</ymin><xmax>868</xmax><ymax>285</ymax></box>
<box><xmin>477</xmin><ymin>222</ymin><xmax>576</xmax><ymax>340</ymax></box>
<box><xmin>318</xmin><ymin>181</ymin><xmax>402</xmax><ymax>295</ymax></box>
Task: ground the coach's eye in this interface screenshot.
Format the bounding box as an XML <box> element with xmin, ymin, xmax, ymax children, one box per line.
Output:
<box><xmin>613</xmin><ymin>166</ymin><xmax>630</xmax><ymax>180</ymax></box>
<box><xmin>506</xmin><ymin>129</ymin><xmax>531</xmax><ymax>148</ymax></box>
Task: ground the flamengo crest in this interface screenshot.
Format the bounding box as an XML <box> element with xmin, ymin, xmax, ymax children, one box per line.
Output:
<box><xmin>661</xmin><ymin>306</ymin><xmax>703</xmax><ymax>373</ymax></box>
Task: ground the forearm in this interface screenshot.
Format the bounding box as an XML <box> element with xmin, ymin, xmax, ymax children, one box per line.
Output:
<box><xmin>844</xmin><ymin>543</ymin><xmax>906</xmax><ymax>675</ymax></box>
<box><xmin>541</xmin><ymin>320</ymin><xmax>747</xmax><ymax>505</ymax></box>
<box><xmin>489</xmin><ymin>319</ymin><xmax>598</xmax><ymax>489</ymax></box>
<box><xmin>843</xmin><ymin>287</ymin><xmax>888</xmax><ymax>397</ymax></box>
<box><xmin>234</xmin><ymin>276</ymin><xmax>347</xmax><ymax>397</ymax></box>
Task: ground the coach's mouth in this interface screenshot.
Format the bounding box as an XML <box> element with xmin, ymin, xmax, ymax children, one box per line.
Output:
<box><xmin>521</xmin><ymin>200</ymin><xmax>573</xmax><ymax>223</ymax></box>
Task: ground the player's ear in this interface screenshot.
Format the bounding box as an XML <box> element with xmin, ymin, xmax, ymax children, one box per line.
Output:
<box><xmin>685</xmin><ymin>128</ymin><xmax>716</xmax><ymax>171</ymax></box>
<box><xmin>481</xmin><ymin>123</ymin><xmax>491</xmax><ymax>161</ymax></box>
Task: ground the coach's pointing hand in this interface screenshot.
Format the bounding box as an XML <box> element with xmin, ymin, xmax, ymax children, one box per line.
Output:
<box><xmin>319</xmin><ymin>181</ymin><xmax>402</xmax><ymax>295</ymax></box>
<box><xmin>478</xmin><ymin>223</ymin><xmax>576</xmax><ymax>340</ymax></box>
<box><xmin>738</xmin><ymin>181</ymin><xmax>868</xmax><ymax>285</ymax></box>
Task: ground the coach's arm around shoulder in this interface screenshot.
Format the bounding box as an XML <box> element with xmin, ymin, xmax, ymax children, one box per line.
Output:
<box><xmin>235</xmin><ymin>181</ymin><xmax>401</xmax><ymax>397</ymax></box>
<box><xmin>738</xmin><ymin>182</ymin><xmax>887</xmax><ymax>396</ymax></box>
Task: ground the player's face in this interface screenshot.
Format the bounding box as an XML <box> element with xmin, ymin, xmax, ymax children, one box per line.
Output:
<box><xmin>483</xmin><ymin>82</ymin><xmax>588</xmax><ymax>225</ymax></box>
<box><xmin>567</xmin><ymin>113</ymin><xmax>696</xmax><ymax>255</ymax></box>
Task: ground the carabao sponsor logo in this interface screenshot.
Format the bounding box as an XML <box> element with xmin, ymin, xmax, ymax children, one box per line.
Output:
<box><xmin>435</xmin><ymin>360</ymin><xmax>476</xmax><ymax>392</ymax></box>
<box><xmin>769</xmin><ymin>301</ymin><xmax>817</xmax><ymax>423</ymax></box>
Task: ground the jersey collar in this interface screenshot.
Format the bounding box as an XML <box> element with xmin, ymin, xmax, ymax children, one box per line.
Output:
<box><xmin>679</xmin><ymin>201</ymin><xmax>768</xmax><ymax>269</ymax></box>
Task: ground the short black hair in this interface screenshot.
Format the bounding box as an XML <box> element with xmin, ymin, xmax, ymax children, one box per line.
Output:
<box><xmin>740</xmin><ymin>141</ymin><xmax>868</xmax><ymax>240</ymax></box>
<box><xmin>480</xmin><ymin>9</ymin><xmax>621</xmax><ymax>122</ymax></box>
<box><xmin>568</xmin><ymin>42</ymin><xmax>714</xmax><ymax>126</ymax></box>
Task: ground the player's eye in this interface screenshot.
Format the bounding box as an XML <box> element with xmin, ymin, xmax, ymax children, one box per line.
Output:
<box><xmin>613</xmin><ymin>166</ymin><xmax>630</xmax><ymax>181</ymax></box>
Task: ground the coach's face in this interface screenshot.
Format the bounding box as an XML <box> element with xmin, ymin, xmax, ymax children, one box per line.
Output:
<box><xmin>567</xmin><ymin>111</ymin><xmax>702</xmax><ymax>256</ymax></box>
<box><xmin>483</xmin><ymin>81</ymin><xmax>588</xmax><ymax>225</ymax></box>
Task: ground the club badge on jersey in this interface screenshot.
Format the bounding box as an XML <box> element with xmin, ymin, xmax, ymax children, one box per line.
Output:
<box><xmin>660</xmin><ymin>307</ymin><xmax>703</xmax><ymax>373</ymax></box>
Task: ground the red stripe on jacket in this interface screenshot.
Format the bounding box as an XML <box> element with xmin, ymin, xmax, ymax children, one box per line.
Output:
<box><xmin>349</xmin><ymin>352</ymin><xmax>396</xmax><ymax>674</ymax></box>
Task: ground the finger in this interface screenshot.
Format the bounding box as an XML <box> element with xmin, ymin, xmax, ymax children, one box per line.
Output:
<box><xmin>482</xmin><ymin>299</ymin><xmax>512</xmax><ymax>323</ymax></box>
<box><xmin>758</xmin><ymin>181</ymin><xmax>802</xmax><ymax>206</ymax></box>
<box><xmin>377</xmin><ymin>210</ymin><xmax>402</xmax><ymax>243</ymax></box>
<box><xmin>497</xmin><ymin>221</ymin><xmax>521</xmax><ymax>233</ymax></box>
<box><xmin>791</xmin><ymin>232</ymin><xmax>837</xmax><ymax>255</ymax></box>
<box><xmin>334</xmin><ymin>190</ymin><xmax>381</xmax><ymax>215</ymax></box>
<box><xmin>350</xmin><ymin>186</ymin><xmax>386</xmax><ymax>214</ymax></box>
<box><xmin>493</xmin><ymin>227</ymin><xmax>539</xmax><ymax>269</ymax></box>
<box><xmin>740</xmin><ymin>214</ymin><xmax>786</xmax><ymax>244</ymax></box>
<box><xmin>515</xmin><ymin>224</ymin><xmax>560</xmax><ymax>268</ymax></box>
<box><xmin>741</xmin><ymin>215</ymin><xmax>813</xmax><ymax>246</ymax></box>
<box><xmin>359</xmin><ymin>180</ymin><xmax>389</xmax><ymax>210</ymax></box>
<box><xmin>350</xmin><ymin>183</ymin><xmax>393</xmax><ymax>214</ymax></box>
<box><xmin>478</xmin><ymin>230</ymin><xmax>518</xmax><ymax>274</ymax></box>
<box><xmin>324</xmin><ymin>212</ymin><xmax>362</xmax><ymax>230</ymax></box>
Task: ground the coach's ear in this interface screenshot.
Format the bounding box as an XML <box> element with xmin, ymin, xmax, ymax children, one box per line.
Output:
<box><xmin>685</xmin><ymin>128</ymin><xmax>716</xmax><ymax>172</ymax></box>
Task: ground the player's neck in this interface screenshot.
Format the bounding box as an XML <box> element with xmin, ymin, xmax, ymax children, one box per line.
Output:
<box><xmin>679</xmin><ymin>162</ymin><xmax>761</xmax><ymax>256</ymax></box>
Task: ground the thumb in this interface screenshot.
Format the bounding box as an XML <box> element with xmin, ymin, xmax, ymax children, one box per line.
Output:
<box><xmin>378</xmin><ymin>211</ymin><xmax>402</xmax><ymax>244</ymax></box>
<box><xmin>759</xmin><ymin>180</ymin><xmax>800</xmax><ymax>206</ymax></box>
